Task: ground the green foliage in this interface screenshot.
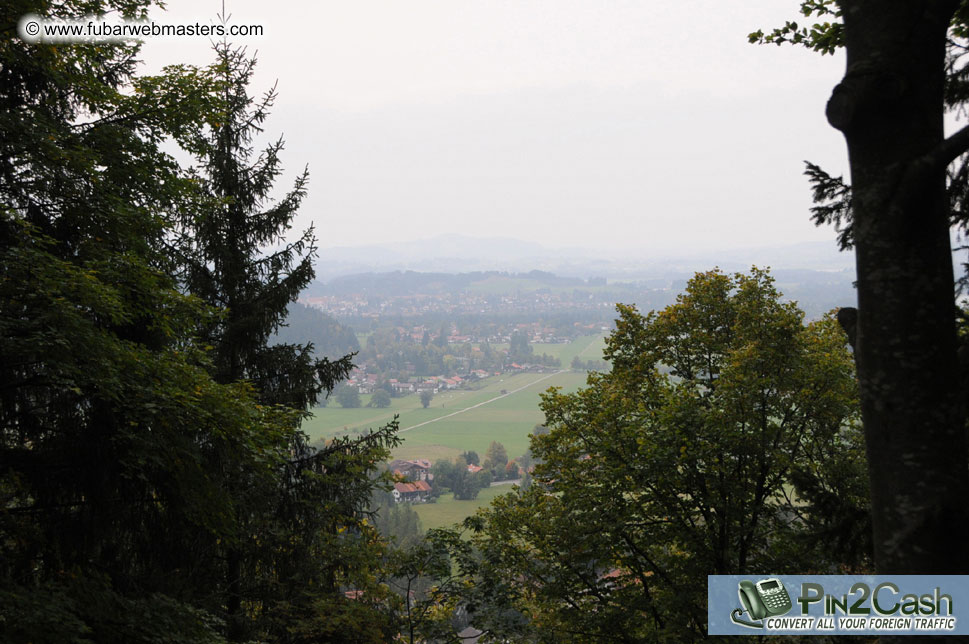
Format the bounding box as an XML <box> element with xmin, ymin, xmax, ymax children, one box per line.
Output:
<box><xmin>457</xmin><ymin>269</ymin><xmax>865</xmax><ymax>642</ymax></box>
<box><xmin>0</xmin><ymin>1</ymin><xmax>244</xmax><ymax>639</ymax></box>
<box><xmin>804</xmin><ymin>161</ymin><xmax>853</xmax><ymax>250</ymax></box>
<box><xmin>432</xmin><ymin>458</ymin><xmax>489</xmax><ymax>501</ymax></box>
<box><xmin>0</xmin><ymin>2</ymin><xmax>398</xmax><ymax>642</ymax></box>
<box><xmin>570</xmin><ymin>354</ymin><xmax>610</xmax><ymax>371</ymax></box>
<box><xmin>483</xmin><ymin>440</ymin><xmax>508</xmax><ymax>478</ymax></box>
<box><xmin>450</xmin><ymin>468</ymin><xmax>481</xmax><ymax>501</ymax></box>
<box><xmin>364</xmin><ymin>327</ymin><xmax>450</xmax><ymax>376</ymax></box>
<box><xmin>178</xmin><ymin>40</ymin><xmax>352</xmax><ymax>409</ymax></box>
<box><xmin>0</xmin><ymin>576</ymin><xmax>226</xmax><ymax>644</ymax></box>
<box><xmin>369</xmin><ymin>388</ymin><xmax>392</xmax><ymax>408</ymax></box>
<box><xmin>508</xmin><ymin>330</ymin><xmax>533</xmax><ymax>362</ymax></box>
<box><xmin>175</xmin><ymin>39</ymin><xmax>392</xmax><ymax>641</ymax></box>
<box><xmin>374</xmin><ymin>500</ymin><xmax>425</xmax><ymax>549</ymax></box>
<box><xmin>420</xmin><ymin>389</ymin><xmax>434</xmax><ymax>408</ymax></box>
<box><xmin>271</xmin><ymin>301</ymin><xmax>360</xmax><ymax>361</ymax></box>
<box><xmin>431</xmin><ymin>459</ymin><xmax>457</xmax><ymax>488</ymax></box>
<box><xmin>336</xmin><ymin>384</ymin><xmax>362</xmax><ymax>408</ymax></box>
<box><xmin>747</xmin><ymin>1</ymin><xmax>843</xmax><ymax>55</ymax></box>
<box><xmin>382</xmin><ymin>526</ymin><xmax>487</xmax><ymax>644</ymax></box>
<box><xmin>254</xmin><ymin>422</ymin><xmax>401</xmax><ymax>641</ymax></box>
<box><xmin>398</xmin><ymin>521</ymin><xmax>535</xmax><ymax>644</ymax></box>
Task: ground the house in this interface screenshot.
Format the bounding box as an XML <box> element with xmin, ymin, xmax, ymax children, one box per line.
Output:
<box><xmin>392</xmin><ymin>480</ymin><xmax>432</xmax><ymax>503</ymax></box>
<box><xmin>390</xmin><ymin>459</ymin><xmax>432</xmax><ymax>482</ymax></box>
<box><xmin>467</xmin><ymin>464</ymin><xmax>483</xmax><ymax>474</ymax></box>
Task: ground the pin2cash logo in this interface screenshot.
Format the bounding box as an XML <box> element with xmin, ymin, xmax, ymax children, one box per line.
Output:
<box><xmin>730</xmin><ymin>578</ymin><xmax>956</xmax><ymax>632</ymax></box>
<box><xmin>731</xmin><ymin>577</ymin><xmax>793</xmax><ymax>629</ymax></box>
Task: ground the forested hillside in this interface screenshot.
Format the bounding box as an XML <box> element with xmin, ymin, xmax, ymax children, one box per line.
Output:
<box><xmin>271</xmin><ymin>302</ymin><xmax>360</xmax><ymax>361</ymax></box>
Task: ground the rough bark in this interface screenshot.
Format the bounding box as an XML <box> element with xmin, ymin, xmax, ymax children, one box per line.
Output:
<box><xmin>829</xmin><ymin>0</ymin><xmax>969</xmax><ymax>574</ymax></box>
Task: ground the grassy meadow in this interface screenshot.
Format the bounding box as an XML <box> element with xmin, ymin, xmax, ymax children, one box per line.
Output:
<box><xmin>300</xmin><ymin>334</ymin><xmax>609</xmax><ymax>530</ymax></box>
<box><xmin>532</xmin><ymin>333</ymin><xmax>608</xmax><ymax>364</ymax></box>
<box><xmin>304</xmin><ymin>369</ymin><xmax>590</xmax><ymax>461</ymax></box>
<box><xmin>302</xmin><ymin>334</ymin><xmax>608</xmax><ymax>464</ymax></box>
<box><xmin>487</xmin><ymin>333</ymin><xmax>607</xmax><ymax>366</ymax></box>
<box><xmin>413</xmin><ymin>485</ymin><xmax>516</xmax><ymax>532</ymax></box>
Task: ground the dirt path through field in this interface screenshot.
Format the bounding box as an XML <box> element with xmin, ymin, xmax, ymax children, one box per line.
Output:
<box><xmin>399</xmin><ymin>370</ymin><xmax>566</xmax><ymax>433</ymax></box>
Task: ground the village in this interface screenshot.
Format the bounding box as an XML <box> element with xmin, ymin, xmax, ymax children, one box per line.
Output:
<box><xmin>328</xmin><ymin>318</ymin><xmax>606</xmax><ymax>396</ymax></box>
<box><xmin>387</xmin><ymin>457</ymin><xmax>526</xmax><ymax>505</ymax></box>
<box><xmin>302</xmin><ymin>288</ymin><xmax>622</xmax><ymax>319</ymax></box>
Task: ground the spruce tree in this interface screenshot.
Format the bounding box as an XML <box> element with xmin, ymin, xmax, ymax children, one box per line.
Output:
<box><xmin>180</xmin><ymin>42</ymin><xmax>396</xmax><ymax>641</ymax></box>
<box><xmin>182</xmin><ymin>42</ymin><xmax>350</xmax><ymax>407</ymax></box>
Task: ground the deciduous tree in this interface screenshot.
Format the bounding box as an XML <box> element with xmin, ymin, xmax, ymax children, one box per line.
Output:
<box><xmin>508</xmin><ymin>331</ymin><xmax>532</xmax><ymax>362</ymax></box>
<box><xmin>336</xmin><ymin>384</ymin><xmax>362</xmax><ymax>408</ymax></box>
<box><xmin>462</xmin><ymin>270</ymin><xmax>863</xmax><ymax>641</ymax></box>
<box><xmin>483</xmin><ymin>440</ymin><xmax>508</xmax><ymax>478</ymax></box>
<box><xmin>370</xmin><ymin>389</ymin><xmax>392</xmax><ymax>408</ymax></box>
<box><xmin>0</xmin><ymin>1</ymin><xmax>248</xmax><ymax>639</ymax></box>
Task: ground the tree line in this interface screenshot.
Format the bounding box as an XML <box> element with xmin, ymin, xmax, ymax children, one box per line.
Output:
<box><xmin>0</xmin><ymin>3</ymin><xmax>400</xmax><ymax>641</ymax></box>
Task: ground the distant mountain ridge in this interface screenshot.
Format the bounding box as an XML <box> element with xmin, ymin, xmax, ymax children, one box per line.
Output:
<box><xmin>313</xmin><ymin>269</ymin><xmax>596</xmax><ymax>297</ymax></box>
<box><xmin>303</xmin><ymin>267</ymin><xmax>857</xmax><ymax>321</ymax></box>
<box><xmin>314</xmin><ymin>235</ymin><xmax>855</xmax><ymax>281</ymax></box>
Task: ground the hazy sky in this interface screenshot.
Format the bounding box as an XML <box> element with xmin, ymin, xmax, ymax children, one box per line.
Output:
<box><xmin>139</xmin><ymin>1</ymin><xmax>850</xmax><ymax>253</ymax></box>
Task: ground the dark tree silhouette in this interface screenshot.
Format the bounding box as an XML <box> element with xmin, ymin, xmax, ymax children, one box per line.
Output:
<box><xmin>823</xmin><ymin>1</ymin><xmax>969</xmax><ymax>574</ymax></box>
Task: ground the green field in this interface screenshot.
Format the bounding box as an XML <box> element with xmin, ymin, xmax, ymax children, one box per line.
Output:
<box><xmin>303</xmin><ymin>337</ymin><xmax>606</xmax><ymax>532</ymax></box>
<box><xmin>413</xmin><ymin>485</ymin><xmax>516</xmax><ymax>532</ymax></box>
<box><xmin>487</xmin><ymin>333</ymin><xmax>607</xmax><ymax>364</ymax></box>
<box><xmin>304</xmin><ymin>369</ymin><xmax>591</xmax><ymax>462</ymax></box>
<box><xmin>530</xmin><ymin>333</ymin><xmax>607</xmax><ymax>364</ymax></box>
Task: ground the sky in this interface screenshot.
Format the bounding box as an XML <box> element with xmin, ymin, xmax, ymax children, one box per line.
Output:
<box><xmin>138</xmin><ymin>0</ymin><xmax>851</xmax><ymax>254</ymax></box>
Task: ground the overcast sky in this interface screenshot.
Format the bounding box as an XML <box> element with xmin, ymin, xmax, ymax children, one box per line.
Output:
<box><xmin>139</xmin><ymin>0</ymin><xmax>850</xmax><ymax>254</ymax></box>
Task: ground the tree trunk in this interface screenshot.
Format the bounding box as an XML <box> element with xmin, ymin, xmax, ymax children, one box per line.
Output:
<box><xmin>226</xmin><ymin>549</ymin><xmax>245</xmax><ymax>642</ymax></box>
<box><xmin>829</xmin><ymin>0</ymin><xmax>969</xmax><ymax>574</ymax></box>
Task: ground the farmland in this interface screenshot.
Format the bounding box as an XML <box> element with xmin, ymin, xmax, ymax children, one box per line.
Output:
<box><xmin>302</xmin><ymin>334</ymin><xmax>607</xmax><ymax>464</ymax></box>
<box><xmin>303</xmin><ymin>369</ymin><xmax>591</xmax><ymax>461</ymax></box>
<box><xmin>412</xmin><ymin>485</ymin><xmax>515</xmax><ymax>532</ymax></box>
<box><xmin>490</xmin><ymin>332</ymin><xmax>607</xmax><ymax>366</ymax></box>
